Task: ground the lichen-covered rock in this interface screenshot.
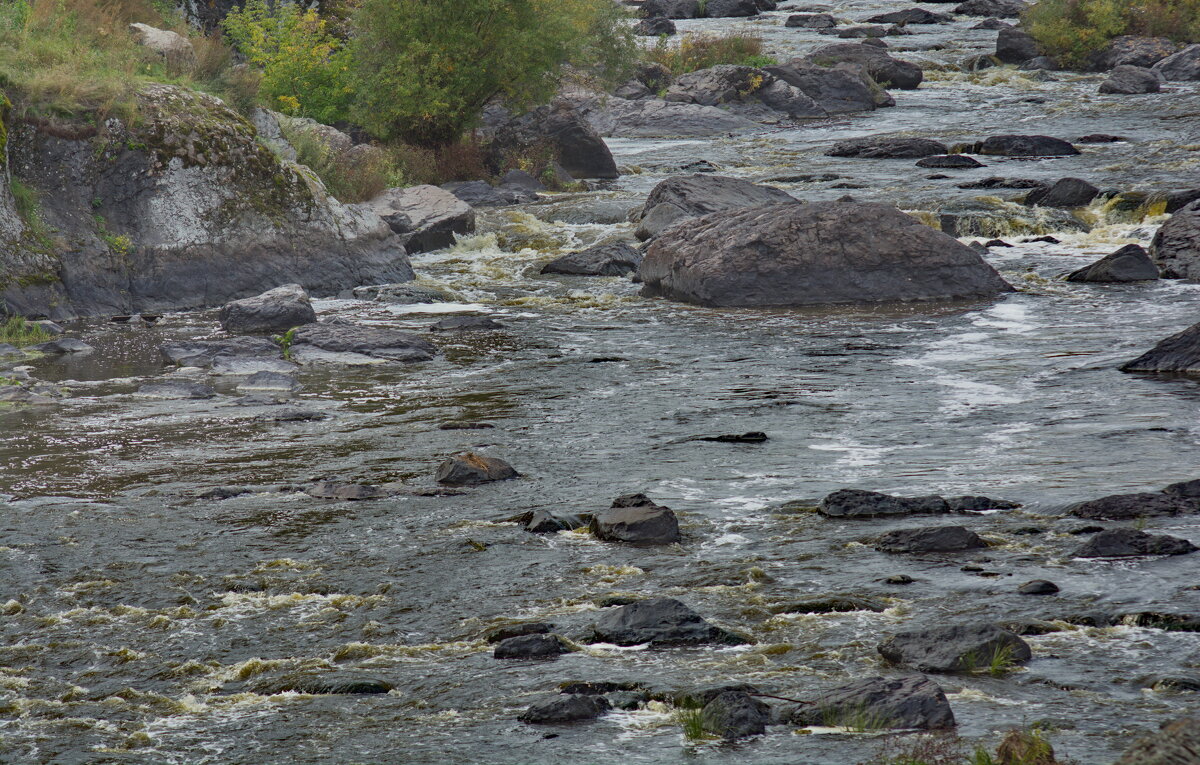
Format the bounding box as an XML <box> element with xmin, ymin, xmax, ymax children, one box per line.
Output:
<box><xmin>2</xmin><ymin>84</ymin><xmax>412</xmax><ymax>318</ymax></box>
<box><xmin>369</xmin><ymin>185</ymin><xmax>475</xmax><ymax>254</ymax></box>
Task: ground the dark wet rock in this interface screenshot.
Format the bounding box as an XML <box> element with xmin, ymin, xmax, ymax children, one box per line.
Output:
<box><xmin>866</xmin><ymin>7</ymin><xmax>951</xmax><ymax>23</ymax></box>
<box><xmin>827</xmin><ymin>136</ymin><xmax>949</xmax><ymax>158</ymax></box>
<box><xmin>498</xmin><ymin>169</ymin><xmax>546</xmax><ymax>193</ymax></box>
<box><xmin>435</xmin><ymin>452</ymin><xmax>519</xmax><ymax>486</ymax></box>
<box><xmin>31</xmin><ymin>338</ymin><xmax>93</xmax><ymax>354</ymax></box>
<box><xmin>1091</xmin><ymin>35</ymin><xmax>1178</xmax><ymax>70</ymax></box>
<box><xmin>956</xmin><ymin>177</ymin><xmax>1045</xmax><ymax>189</ymax></box>
<box><xmin>196</xmin><ymin>486</ymin><xmax>252</xmax><ymax>500</ymax></box>
<box><xmin>486</xmin><ymin>622</ymin><xmax>554</xmax><ymax>643</ymax></box>
<box><xmin>291</xmin><ymin>319</ymin><xmax>437</xmax><ymax>363</ymax></box>
<box><xmin>1021</xmin><ymin>55</ymin><xmax>1060</xmax><ymax>70</ymax></box>
<box><xmin>639</xmin><ymin>200</ymin><xmax>1012</xmax><ymax>307</ymax></box>
<box><xmin>879</xmin><ymin>624</ymin><xmax>1031</xmax><ymax>672</ymax></box>
<box><xmin>483</xmin><ymin>100</ymin><xmax>618</xmax><ymax>180</ymax></box>
<box><xmin>443</xmin><ymin>180</ymin><xmax>534</xmax><ymax>208</ymax></box>
<box><xmin>974</xmin><ymin>135</ymin><xmax>1080</xmax><ymax>156</ymax></box>
<box><xmin>995</xmin><ymin>27</ymin><xmax>1040</xmax><ymax>64</ymax></box>
<box><xmin>607</xmin><ymin>690</ymin><xmax>649</xmax><ymax>710</ymax></box>
<box><xmin>369</xmin><ymin>185</ymin><xmax>475</xmax><ymax>254</ymax></box>
<box><xmin>249</xmin><ymin>673</ymin><xmax>392</xmax><ymax>695</ymax></box>
<box><xmin>1066</xmin><ymin>244</ymin><xmax>1159</xmax><ymax>282</ymax></box>
<box><xmin>786</xmin><ymin>12</ymin><xmax>838</xmax><ymax>26</ymax></box>
<box><xmin>519</xmin><ymin>694</ymin><xmax>611</xmax><ymax>724</ymax></box>
<box><xmin>1078</xmin><ymin>133</ymin><xmax>1126</xmax><ymax>143</ymax></box>
<box><xmin>1100</xmin><ymin>65</ymin><xmax>1162</xmax><ymax>94</ymax></box>
<box><xmin>875</xmin><ymin>526</ymin><xmax>988</xmax><ymax>553</ymax></box>
<box><xmin>636</xmin><ymin>16</ymin><xmax>677</xmax><ymax>35</ymax></box>
<box><xmin>885</xmin><ymin>574</ymin><xmax>916</xmax><ymax>585</ymax></box>
<box><xmin>137</xmin><ymin>381</ymin><xmax>216</xmax><ymax>399</ymax></box>
<box><xmin>672</xmin><ymin>683</ymin><xmax>761</xmax><ymax>707</ymax></box>
<box><xmin>1067</xmin><ymin>492</ymin><xmax>1199</xmax><ymax>520</ymax></box>
<box><xmin>429</xmin><ymin>316</ymin><xmax>504</xmax><ymax>332</ymax></box>
<box><xmin>259</xmin><ymin>407</ymin><xmax>329</xmax><ymax>422</ymax></box>
<box><xmin>972</xmin><ymin>16</ymin><xmax>1011</xmax><ymax>28</ymax></box>
<box><xmin>701</xmin><ymin>692</ymin><xmax>769</xmax><ymax>740</ymax></box>
<box><xmin>306</xmin><ymin>481</ymin><xmax>386</xmax><ymax>500</ymax></box>
<box><xmin>1140</xmin><ymin>675</ymin><xmax>1200</xmax><ymax>691</ymax></box>
<box><xmin>954</xmin><ymin>0</ymin><xmax>1025</xmax><ymax>16</ymax></box>
<box><xmin>1150</xmin><ymin>200</ymin><xmax>1200</xmax><ymax>279</ymax></box>
<box><xmin>641</xmin><ymin>0</ymin><xmax>702</xmax><ymax>17</ymax></box>
<box><xmin>1024</xmin><ymin>177</ymin><xmax>1100</xmax><ymax>208</ymax></box>
<box><xmin>634</xmin><ymin>174</ymin><xmax>796</xmax><ymax>240</ymax></box>
<box><xmin>589</xmin><ymin>598</ymin><xmax>747</xmax><ymax>646</ymax></box>
<box><xmin>829</xmin><ymin>24</ymin><xmax>891</xmax><ymax>38</ymax></box>
<box><xmin>806</xmin><ymin>43</ymin><xmax>923</xmax><ymax>88</ymax></box>
<box><xmin>1163</xmin><ymin>478</ymin><xmax>1200</xmax><ymax>497</ymax></box>
<box><xmin>1074</xmin><ymin>529</ymin><xmax>1198</xmax><ymax>557</ymax></box>
<box><xmin>236</xmin><ymin>371</ymin><xmax>299</xmax><ymax>394</ymax></box>
<box><xmin>351</xmin><ymin>283</ymin><xmax>453</xmax><ymax>304</ymax></box>
<box><xmin>1069</xmin><ymin>525</ymin><xmax>1106</xmax><ymax>535</ymax></box>
<box><xmin>162</xmin><ymin>337</ymin><xmax>283</xmax><ymax>367</ymax></box>
<box><xmin>790</xmin><ymin>675</ymin><xmax>955</xmax><ymax>729</ymax></box>
<box><xmin>696</xmin><ymin>432</ymin><xmax>768</xmax><ymax>443</ymax></box>
<box><xmin>1019</xmin><ymin>579</ymin><xmax>1060</xmax><ymax>595</ymax></box>
<box><xmin>590</xmin><ymin>493</ymin><xmax>681</xmax><ymax>545</ymax></box>
<box><xmin>771</xmin><ymin>595</ymin><xmax>886</xmax><ymax>614</ymax></box>
<box><xmin>764</xmin><ymin>61</ymin><xmax>884</xmax><ymax>114</ymax></box>
<box><xmin>662</xmin><ymin>65</ymin><xmax>829</xmax><ymax>120</ymax></box>
<box><xmin>916</xmin><ymin>154</ymin><xmax>985</xmax><ymax>169</ymax></box>
<box><xmin>704</xmin><ymin>0</ymin><xmax>762</xmax><ymax>16</ymax></box>
<box><xmin>494</xmin><ymin>633</ymin><xmax>573</xmax><ymax>659</ymax></box>
<box><xmin>542</xmin><ymin>241</ymin><xmax>643</xmax><ymax>276</ymax></box>
<box><xmin>1023</xmin><ymin>235</ymin><xmax>1062</xmax><ymax>244</ymax></box>
<box><xmin>1153</xmin><ymin>43</ymin><xmax>1200</xmax><ymax>81</ymax></box>
<box><xmin>525</xmin><ymin>510</ymin><xmax>587</xmax><ymax>533</ymax></box>
<box><xmin>1166</xmin><ymin>189</ymin><xmax>1200</xmax><ymax>213</ymax></box>
<box><xmin>945</xmin><ymin>495</ymin><xmax>1020</xmax><ymax>511</ymax></box>
<box><xmin>1122</xmin><ymin>612</ymin><xmax>1200</xmax><ymax>631</ymax></box>
<box><xmin>438</xmin><ymin>421</ymin><xmax>495</xmax><ymax>430</ymax></box>
<box><xmin>820</xmin><ymin>488</ymin><xmax>950</xmax><ymax>518</ymax></box>
<box><xmin>558</xmin><ymin>680</ymin><xmax>643</xmax><ymax>695</ymax></box>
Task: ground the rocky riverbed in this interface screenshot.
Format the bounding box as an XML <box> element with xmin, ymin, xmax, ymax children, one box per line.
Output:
<box><xmin>2</xmin><ymin>1</ymin><xmax>1200</xmax><ymax>763</ymax></box>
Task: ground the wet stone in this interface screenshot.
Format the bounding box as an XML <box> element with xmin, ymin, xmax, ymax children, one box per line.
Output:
<box><xmin>525</xmin><ymin>510</ymin><xmax>587</xmax><ymax>533</ymax></box>
<box><xmin>915</xmin><ymin>154</ymin><xmax>985</xmax><ymax>169</ymax></box>
<box><xmin>137</xmin><ymin>381</ymin><xmax>217</xmax><ymax>399</ymax></box>
<box><xmin>771</xmin><ymin>596</ymin><xmax>886</xmax><ymax>614</ymax></box>
<box><xmin>160</xmin><ymin>337</ymin><xmax>281</xmax><ymax>367</ymax></box>
<box><xmin>306</xmin><ymin>481</ymin><xmax>387</xmax><ymax>500</ymax></box>
<box><xmin>429</xmin><ymin>316</ymin><xmax>505</xmax><ymax>332</ymax></box>
<box><xmin>878</xmin><ymin>623</ymin><xmax>1032</xmax><ymax>673</ymax></box>
<box><xmin>438</xmin><ymin>421</ymin><xmax>495</xmax><ymax>430</ymax></box>
<box><xmin>32</xmin><ymin>338</ymin><xmax>93</xmax><ymax>354</ymax></box>
<box><xmin>700</xmin><ymin>691</ymin><xmax>769</xmax><ymax>740</ymax></box>
<box><xmin>435</xmin><ymin>452</ymin><xmax>519</xmax><ymax>485</ymax></box>
<box><xmin>874</xmin><ymin>525</ymin><xmax>988</xmax><ymax>553</ymax></box>
<box><xmin>790</xmin><ymin>675</ymin><xmax>956</xmax><ymax>729</ymax></box>
<box><xmin>819</xmin><ymin>488</ymin><xmax>950</xmax><ymax>518</ymax></box>
<box><xmin>589</xmin><ymin>493</ymin><xmax>681</xmax><ymax>545</ymax></box>
<box><xmin>589</xmin><ymin>598</ymin><xmax>747</xmax><ymax>646</ymax></box>
<box><xmin>1073</xmin><ymin>529</ymin><xmax>1198</xmax><ymax>557</ymax></box>
<box><xmin>210</xmin><ymin>356</ymin><xmax>299</xmax><ymax>376</ymax></box>
<box><xmin>493</xmin><ymin>633</ymin><xmax>573</xmax><ymax>659</ymax></box>
<box><xmin>258</xmin><ymin>407</ymin><xmax>329</xmax><ymax>422</ymax></box>
<box><xmin>236</xmin><ymin>371</ymin><xmax>300</xmax><ymax>394</ymax></box>
<box><xmin>486</xmin><ymin>622</ymin><xmax>554</xmax><ymax>643</ymax></box>
<box><xmin>519</xmin><ymin>694</ymin><xmax>611</xmax><ymax>724</ymax></box>
<box><xmin>1067</xmin><ymin>492</ymin><xmax>1199</xmax><ymax>520</ymax></box>
<box><xmin>1019</xmin><ymin>579</ymin><xmax>1060</xmax><ymax>595</ymax></box>
<box><xmin>1067</xmin><ymin>244</ymin><xmax>1159</xmax><ymax>282</ymax></box>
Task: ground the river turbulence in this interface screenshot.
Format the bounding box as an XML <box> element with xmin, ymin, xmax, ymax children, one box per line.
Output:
<box><xmin>2</xmin><ymin>1</ymin><xmax>1200</xmax><ymax>763</ymax></box>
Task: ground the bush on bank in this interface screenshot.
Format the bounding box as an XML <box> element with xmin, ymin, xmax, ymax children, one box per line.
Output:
<box><xmin>1024</xmin><ymin>0</ymin><xmax>1200</xmax><ymax>69</ymax></box>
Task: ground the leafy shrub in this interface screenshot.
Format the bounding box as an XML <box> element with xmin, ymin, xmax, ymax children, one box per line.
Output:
<box><xmin>282</xmin><ymin>126</ymin><xmax>400</xmax><ymax>203</ymax></box>
<box><xmin>349</xmin><ymin>0</ymin><xmax>635</xmax><ymax>146</ymax></box>
<box><xmin>645</xmin><ymin>32</ymin><xmax>774</xmax><ymax>75</ymax></box>
<box><xmin>1024</xmin><ymin>0</ymin><xmax>1200</xmax><ymax>69</ymax></box>
<box><xmin>222</xmin><ymin>0</ymin><xmax>353</xmax><ymax>123</ymax></box>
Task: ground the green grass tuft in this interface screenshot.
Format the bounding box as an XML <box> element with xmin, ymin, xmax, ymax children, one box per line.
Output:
<box><xmin>0</xmin><ymin>315</ymin><xmax>51</xmax><ymax>347</ymax></box>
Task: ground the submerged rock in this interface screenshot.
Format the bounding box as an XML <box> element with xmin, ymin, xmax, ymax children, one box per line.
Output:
<box><xmin>1067</xmin><ymin>492</ymin><xmax>1199</xmax><ymax>519</ymax></box>
<box><xmin>519</xmin><ymin>694</ymin><xmax>611</xmax><ymax>723</ymax></box>
<box><xmin>435</xmin><ymin>452</ymin><xmax>519</xmax><ymax>486</ymax></box>
<box><xmin>589</xmin><ymin>493</ymin><xmax>681</xmax><ymax>545</ymax></box>
<box><xmin>820</xmin><ymin>489</ymin><xmax>950</xmax><ymax>518</ymax></box>
<box><xmin>1067</xmin><ymin>244</ymin><xmax>1159</xmax><ymax>282</ymax></box>
<box><xmin>771</xmin><ymin>595</ymin><xmax>886</xmax><ymax>614</ymax></box>
<box><xmin>634</xmin><ymin>174</ymin><xmax>797</xmax><ymax>240</ymax></box>
<box><xmin>1149</xmin><ymin>200</ymin><xmax>1200</xmax><ymax>279</ymax></box>
<box><xmin>493</xmin><ymin>633</ymin><xmax>574</xmax><ymax>659</ymax></box>
<box><xmin>917</xmin><ymin>154</ymin><xmax>985</xmax><ymax>169</ymax></box>
<box><xmin>486</xmin><ymin>622</ymin><xmax>554</xmax><ymax>643</ymax></box>
<box><xmin>973</xmin><ymin>135</ymin><xmax>1080</xmax><ymax>156</ymax></box>
<box><xmin>639</xmin><ymin>200</ymin><xmax>1012</xmax><ymax>307</ymax></box>
<box><xmin>429</xmin><ymin>316</ymin><xmax>504</xmax><ymax>332</ymax></box>
<box><xmin>827</xmin><ymin>136</ymin><xmax>949</xmax><ymax>158</ymax></box>
<box><xmin>31</xmin><ymin>338</ymin><xmax>93</xmax><ymax>354</ymax></box>
<box><xmin>878</xmin><ymin>624</ymin><xmax>1031</xmax><ymax>672</ymax></box>
<box><xmin>1018</xmin><ymin>579</ymin><xmax>1060</xmax><ymax>595</ymax></box>
<box><xmin>589</xmin><ymin>598</ymin><xmax>746</xmax><ymax>646</ymax></box>
<box><xmin>137</xmin><ymin>381</ymin><xmax>216</xmax><ymax>399</ymax></box>
<box><xmin>236</xmin><ymin>371</ymin><xmax>299</xmax><ymax>394</ymax></box>
<box><xmin>161</xmin><ymin>337</ymin><xmax>281</xmax><ymax>368</ymax></box>
<box><xmin>369</xmin><ymin>185</ymin><xmax>475</xmax><ymax>254</ymax></box>
<box><xmin>701</xmin><ymin>691</ymin><xmax>769</xmax><ymax>739</ymax></box>
<box><xmin>542</xmin><ymin>242</ymin><xmax>643</xmax><ymax>276</ymax></box>
<box><xmin>790</xmin><ymin>675</ymin><xmax>956</xmax><ymax>729</ymax></box>
<box><xmin>249</xmin><ymin>673</ymin><xmax>392</xmax><ymax>695</ymax></box>
<box><xmin>306</xmin><ymin>481</ymin><xmax>386</xmax><ymax>500</ymax></box>
<box><xmin>874</xmin><ymin>525</ymin><xmax>988</xmax><ymax>553</ymax></box>
<box><xmin>1073</xmin><ymin>529</ymin><xmax>1198</xmax><ymax>557</ymax></box>
<box><xmin>291</xmin><ymin>319</ymin><xmax>437</xmax><ymax>363</ymax></box>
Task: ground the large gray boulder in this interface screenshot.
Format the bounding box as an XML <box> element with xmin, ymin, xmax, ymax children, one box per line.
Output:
<box><xmin>1099</xmin><ymin>65</ymin><xmax>1162</xmax><ymax>94</ymax></box>
<box><xmin>866</xmin><ymin>7</ymin><xmax>952</xmax><ymax>24</ymax></box>
<box><xmin>519</xmin><ymin>694</ymin><xmax>610</xmax><ymax>723</ymax></box>
<box><xmin>1122</xmin><ymin>323</ymin><xmax>1200</xmax><ymax>374</ymax></box>
<box><xmin>1153</xmin><ymin>44</ymin><xmax>1200</xmax><ymax>80</ymax></box>
<box><xmin>820</xmin><ymin>489</ymin><xmax>950</xmax><ymax>518</ymax></box>
<box><xmin>878</xmin><ymin>624</ymin><xmax>1032</xmax><ymax>673</ymax></box>
<box><xmin>1067</xmin><ymin>492</ymin><xmax>1199</xmax><ymax>519</ymax></box>
<box><xmin>1</xmin><ymin>84</ymin><xmax>412</xmax><ymax>319</ymax></box>
<box><xmin>1066</xmin><ymin>244</ymin><xmax>1159</xmax><ymax>282</ymax></box>
<box><xmin>638</xmin><ymin>200</ymin><xmax>1013</xmax><ymax>307</ymax></box>
<box><xmin>765</xmin><ymin>62</ymin><xmax>886</xmax><ymax>113</ymax></box>
<box><xmin>995</xmin><ymin>27</ymin><xmax>1040</xmax><ymax>64</ymax></box>
<box><xmin>369</xmin><ymin>186</ymin><xmax>475</xmax><ymax>253</ymax></box>
<box><xmin>1073</xmin><ymin>529</ymin><xmax>1198</xmax><ymax>557</ymax></box>
<box><xmin>574</xmin><ymin>96</ymin><xmax>759</xmax><ymax>138</ymax></box>
<box><xmin>973</xmin><ymin>134</ymin><xmax>1080</xmax><ymax>156</ymax></box>
<box><xmin>589</xmin><ymin>493</ymin><xmax>681</xmax><ymax>545</ymax></box>
<box><xmin>634</xmin><ymin>174</ymin><xmax>797</xmax><ymax>240</ymax></box>
<box><xmin>874</xmin><ymin>525</ymin><xmax>988</xmax><ymax>553</ymax></box>
<box><xmin>827</xmin><ymin>136</ymin><xmax>948</xmax><ymax>158</ymax></box>
<box><xmin>701</xmin><ymin>692</ymin><xmax>769</xmax><ymax>739</ymax></box>
<box><xmin>482</xmin><ymin>101</ymin><xmax>618</xmax><ymax>179</ymax></box>
<box><xmin>663</xmin><ymin>65</ymin><xmax>828</xmax><ymax>119</ymax></box>
<box><xmin>1149</xmin><ymin>200</ymin><xmax>1200</xmax><ymax>278</ymax></box>
<box><xmin>218</xmin><ymin>284</ymin><xmax>317</xmax><ymax>334</ymax></box>
<box><xmin>1024</xmin><ymin>177</ymin><xmax>1100</xmax><ymax>207</ymax></box>
<box><xmin>953</xmin><ymin>0</ymin><xmax>1025</xmax><ymax>16</ymax></box>
<box><xmin>435</xmin><ymin>452</ymin><xmax>519</xmax><ymax>485</ymax></box>
<box><xmin>129</xmin><ymin>23</ymin><xmax>195</xmax><ymax>67</ymax></box>
<box><xmin>589</xmin><ymin>598</ymin><xmax>747</xmax><ymax>646</ymax></box>
<box><xmin>790</xmin><ymin>675</ymin><xmax>955</xmax><ymax>729</ymax></box>
<box><xmin>541</xmin><ymin>242</ymin><xmax>643</xmax><ymax>276</ymax></box>
<box><xmin>1091</xmin><ymin>36</ymin><xmax>1178</xmax><ymax>70</ymax></box>
<box><xmin>806</xmin><ymin>43</ymin><xmax>923</xmax><ymax>89</ymax></box>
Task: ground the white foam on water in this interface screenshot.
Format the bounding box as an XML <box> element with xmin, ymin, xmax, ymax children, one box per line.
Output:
<box><xmin>384</xmin><ymin>302</ymin><xmax>493</xmax><ymax>315</ymax></box>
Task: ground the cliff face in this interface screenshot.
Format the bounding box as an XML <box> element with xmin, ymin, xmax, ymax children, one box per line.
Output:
<box><xmin>0</xmin><ymin>84</ymin><xmax>413</xmax><ymax>319</ymax></box>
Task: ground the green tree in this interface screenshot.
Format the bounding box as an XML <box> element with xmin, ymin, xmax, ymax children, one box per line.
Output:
<box><xmin>349</xmin><ymin>0</ymin><xmax>634</xmax><ymax>146</ymax></box>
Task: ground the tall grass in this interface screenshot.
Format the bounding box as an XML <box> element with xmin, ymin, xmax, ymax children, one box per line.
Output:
<box><xmin>645</xmin><ymin>32</ymin><xmax>777</xmax><ymax>75</ymax></box>
<box><xmin>1024</xmin><ymin>0</ymin><xmax>1200</xmax><ymax>69</ymax></box>
<box><xmin>0</xmin><ymin>315</ymin><xmax>51</xmax><ymax>347</ymax></box>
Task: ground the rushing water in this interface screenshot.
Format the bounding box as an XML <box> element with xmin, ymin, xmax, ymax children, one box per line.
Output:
<box><xmin>2</xmin><ymin>3</ymin><xmax>1200</xmax><ymax>763</ymax></box>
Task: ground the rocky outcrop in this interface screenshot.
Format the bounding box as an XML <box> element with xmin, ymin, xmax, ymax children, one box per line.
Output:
<box><xmin>633</xmin><ymin>174</ymin><xmax>797</xmax><ymax>240</ymax></box>
<box><xmin>665</xmin><ymin>65</ymin><xmax>830</xmax><ymax>119</ymax></box>
<box><xmin>1074</xmin><ymin>529</ymin><xmax>1198</xmax><ymax>557</ymax></box>
<box><xmin>1149</xmin><ymin>200</ymin><xmax>1200</xmax><ymax>278</ymax></box>
<box><xmin>638</xmin><ymin>200</ymin><xmax>1014</xmax><ymax>307</ymax></box>
<box><xmin>827</xmin><ymin>136</ymin><xmax>949</xmax><ymax>158</ymax></box>
<box><xmin>1114</xmin><ymin>715</ymin><xmax>1200</xmax><ymax>764</ymax></box>
<box><xmin>368</xmin><ymin>186</ymin><xmax>475</xmax><ymax>253</ymax></box>
<box><xmin>1024</xmin><ymin>177</ymin><xmax>1100</xmax><ymax>207</ymax></box>
<box><xmin>878</xmin><ymin>624</ymin><xmax>1031</xmax><ymax>672</ymax></box>
<box><xmin>1066</xmin><ymin>244</ymin><xmax>1159</xmax><ymax>282</ymax></box>
<box><xmin>2</xmin><ymin>84</ymin><xmax>412</xmax><ymax>319</ymax></box>
<box><xmin>1100</xmin><ymin>66</ymin><xmax>1162</xmax><ymax>94</ymax></box>
<box><xmin>482</xmin><ymin>101</ymin><xmax>618</xmax><ymax>180</ymax></box>
<box><xmin>589</xmin><ymin>598</ymin><xmax>746</xmax><ymax>646</ymax></box>
<box><xmin>874</xmin><ymin>525</ymin><xmax>988</xmax><ymax>553</ymax></box>
<box><xmin>790</xmin><ymin>675</ymin><xmax>955</xmax><ymax>729</ymax></box>
<box><xmin>435</xmin><ymin>453</ymin><xmax>519</xmax><ymax>485</ymax></box>
<box><xmin>589</xmin><ymin>493</ymin><xmax>681</xmax><ymax>545</ymax></box>
<box><xmin>1091</xmin><ymin>36</ymin><xmax>1178</xmax><ymax>70</ymax></box>
<box><xmin>1123</xmin><ymin>321</ymin><xmax>1200</xmax><ymax>373</ymax></box>
<box><xmin>541</xmin><ymin>242</ymin><xmax>642</xmax><ymax>276</ymax></box>
<box><xmin>218</xmin><ymin>284</ymin><xmax>317</xmax><ymax>334</ymax></box>
<box><xmin>806</xmin><ymin>43</ymin><xmax>924</xmax><ymax>88</ymax></box>
<box><xmin>973</xmin><ymin>134</ymin><xmax>1080</xmax><ymax>156</ymax></box>
<box><xmin>1153</xmin><ymin>44</ymin><xmax>1200</xmax><ymax>81</ymax></box>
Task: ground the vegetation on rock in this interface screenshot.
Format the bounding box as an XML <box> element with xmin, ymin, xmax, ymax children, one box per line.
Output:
<box><xmin>1024</xmin><ymin>0</ymin><xmax>1200</xmax><ymax>68</ymax></box>
<box><xmin>645</xmin><ymin>32</ymin><xmax>778</xmax><ymax>75</ymax></box>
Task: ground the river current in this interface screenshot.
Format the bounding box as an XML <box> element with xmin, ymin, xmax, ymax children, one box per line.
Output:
<box><xmin>1</xmin><ymin>2</ymin><xmax>1199</xmax><ymax>763</ymax></box>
